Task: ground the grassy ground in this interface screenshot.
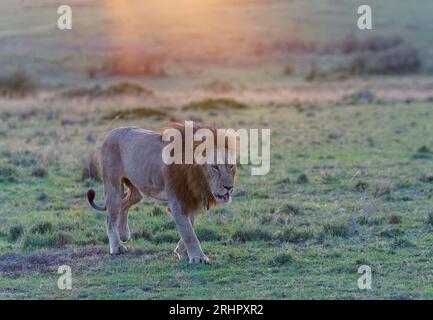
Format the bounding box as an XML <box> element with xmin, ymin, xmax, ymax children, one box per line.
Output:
<box><xmin>1</xmin><ymin>0</ymin><xmax>433</xmax><ymax>300</ymax></box>
<box><xmin>1</xmin><ymin>93</ymin><xmax>433</xmax><ymax>299</ymax></box>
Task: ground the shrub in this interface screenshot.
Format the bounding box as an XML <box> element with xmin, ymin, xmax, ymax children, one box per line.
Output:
<box><xmin>283</xmin><ymin>65</ymin><xmax>294</xmax><ymax>76</ymax></box>
<box><xmin>304</xmin><ymin>64</ymin><xmax>317</xmax><ymax>82</ymax></box>
<box><xmin>201</xmin><ymin>80</ymin><xmax>233</xmax><ymax>93</ymax></box>
<box><xmin>81</xmin><ymin>153</ymin><xmax>101</xmax><ymax>181</ymax></box>
<box><xmin>104</xmin><ymin>107</ymin><xmax>167</xmax><ymax>120</ymax></box>
<box><xmin>343</xmin><ymin>88</ymin><xmax>376</xmax><ymax>104</ymax></box>
<box><xmin>9</xmin><ymin>225</ymin><xmax>24</xmax><ymax>241</ymax></box>
<box><xmin>297</xmin><ymin>173</ymin><xmax>309</xmax><ymax>184</ymax></box>
<box><xmin>269</xmin><ymin>252</ymin><xmax>294</xmax><ymax>266</ymax></box>
<box><xmin>389</xmin><ymin>215</ymin><xmax>402</xmax><ymax>225</ymax></box>
<box><xmin>426</xmin><ymin>212</ymin><xmax>433</xmax><ymax>226</ymax></box>
<box><xmin>183</xmin><ymin>98</ymin><xmax>249</xmax><ymax>111</ymax></box>
<box><xmin>339</xmin><ymin>34</ymin><xmax>403</xmax><ymax>54</ymax></box>
<box><xmin>373</xmin><ymin>179</ymin><xmax>393</xmax><ymax>198</ymax></box>
<box><xmin>50</xmin><ymin>231</ymin><xmax>73</xmax><ymax>246</ymax></box>
<box><xmin>62</xmin><ymin>82</ymin><xmax>153</xmax><ymax>99</ymax></box>
<box><xmin>0</xmin><ymin>69</ymin><xmax>38</xmax><ymax>97</ymax></box>
<box><xmin>365</xmin><ymin>46</ymin><xmax>421</xmax><ymax>74</ymax></box>
<box><xmin>355</xmin><ymin>180</ymin><xmax>368</xmax><ymax>191</ymax></box>
<box><xmin>104</xmin><ymin>82</ymin><xmax>153</xmax><ymax>96</ymax></box>
<box><xmin>279</xmin><ymin>203</ymin><xmax>301</xmax><ymax>215</ymax></box>
<box><xmin>102</xmin><ymin>51</ymin><xmax>166</xmax><ymax>77</ymax></box>
<box><xmin>31</xmin><ymin>165</ymin><xmax>47</xmax><ymax>178</ymax></box>
<box><xmin>31</xmin><ymin>222</ymin><xmax>53</xmax><ymax>234</ymax></box>
<box><xmin>0</xmin><ymin>159</ymin><xmax>18</xmax><ymax>182</ymax></box>
<box><xmin>131</xmin><ymin>228</ymin><xmax>152</xmax><ymax>241</ymax></box>
<box><xmin>277</xmin><ymin>226</ymin><xmax>314</xmax><ymax>243</ymax></box>
<box><xmin>340</xmin><ymin>45</ymin><xmax>422</xmax><ymax>76</ymax></box>
<box><xmin>322</xmin><ymin>221</ymin><xmax>354</xmax><ymax>238</ymax></box>
<box><xmin>419</xmin><ymin>173</ymin><xmax>433</xmax><ymax>183</ymax></box>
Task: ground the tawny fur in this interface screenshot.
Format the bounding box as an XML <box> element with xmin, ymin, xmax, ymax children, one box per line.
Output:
<box><xmin>87</xmin><ymin>121</ymin><xmax>237</xmax><ymax>262</ymax></box>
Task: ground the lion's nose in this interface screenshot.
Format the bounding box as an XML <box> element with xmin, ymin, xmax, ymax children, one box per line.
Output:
<box><xmin>223</xmin><ymin>185</ymin><xmax>233</xmax><ymax>193</ymax></box>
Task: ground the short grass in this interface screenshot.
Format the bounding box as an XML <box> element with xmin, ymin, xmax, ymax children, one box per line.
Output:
<box><xmin>1</xmin><ymin>94</ymin><xmax>433</xmax><ymax>299</ymax></box>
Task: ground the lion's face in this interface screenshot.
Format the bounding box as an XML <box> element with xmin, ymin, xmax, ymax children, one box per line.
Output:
<box><xmin>205</xmin><ymin>162</ymin><xmax>237</xmax><ymax>205</ymax></box>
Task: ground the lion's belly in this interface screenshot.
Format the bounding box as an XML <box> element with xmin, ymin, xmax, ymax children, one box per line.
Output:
<box><xmin>138</xmin><ymin>188</ymin><xmax>168</xmax><ymax>202</ymax></box>
<box><xmin>116</xmin><ymin>127</ymin><xmax>168</xmax><ymax>196</ymax></box>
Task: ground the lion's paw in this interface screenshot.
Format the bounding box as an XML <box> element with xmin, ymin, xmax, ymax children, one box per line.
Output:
<box><xmin>110</xmin><ymin>245</ymin><xmax>128</xmax><ymax>255</ymax></box>
<box><xmin>189</xmin><ymin>255</ymin><xmax>210</xmax><ymax>264</ymax></box>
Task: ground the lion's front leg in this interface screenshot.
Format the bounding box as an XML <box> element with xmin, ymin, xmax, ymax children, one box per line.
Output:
<box><xmin>174</xmin><ymin>239</ymin><xmax>188</xmax><ymax>261</ymax></box>
<box><xmin>169</xmin><ymin>200</ymin><xmax>209</xmax><ymax>264</ymax></box>
<box><xmin>174</xmin><ymin>214</ymin><xmax>196</xmax><ymax>261</ymax></box>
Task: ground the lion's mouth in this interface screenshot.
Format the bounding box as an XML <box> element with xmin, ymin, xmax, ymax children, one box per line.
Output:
<box><xmin>214</xmin><ymin>193</ymin><xmax>231</xmax><ymax>204</ymax></box>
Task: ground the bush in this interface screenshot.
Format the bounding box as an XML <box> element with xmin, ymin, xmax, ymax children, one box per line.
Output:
<box><xmin>131</xmin><ymin>228</ymin><xmax>152</xmax><ymax>241</ymax></box>
<box><xmin>201</xmin><ymin>80</ymin><xmax>233</xmax><ymax>93</ymax></box>
<box><xmin>103</xmin><ymin>107</ymin><xmax>167</xmax><ymax>120</ymax></box>
<box><xmin>81</xmin><ymin>153</ymin><xmax>101</xmax><ymax>182</ymax></box>
<box><xmin>31</xmin><ymin>222</ymin><xmax>53</xmax><ymax>234</ymax></box>
<box><xmin>365</xmin><ymin>46</ymin><xmax>421</xmax><ymax>74</ymax></box>
<box><xmin>269</xmin><ymin>252</ymin><xmax>294</xmax><ymax>266</ymax></box>
<box><xmin>279</xmin><ymin>203</ymin><xmax>301</xmax><ymax>215</ymax></box>
<box><xmin>340</xmin><ymin>45</ymin><xmax>421</xmax><ymax>76</ymax></box>
<box><xmin>104</xmin><ymin>82</ymin><xmax>153</xmax><ymax>96</ymax></box>
<box><xmin>343</xmin><ymin>88</ymin><xmax>376</xmax><ymax>104</ymax></box>
<box><xmin>389</xmin><ymin>215</ymin><xmax>402</xmax><ymax>225</ymax></box>
<box><xmin>50</xmin><ymin>231</ymin><xmax>73</xmax><ymax>246</ymax></box>
<box><xmin>183</xmin><ymin>98</ymin><xmax>249</xmax><ymax>111</ymax></box>
<box><xmin>322</xmin><ymin>221</ymin><xmax>354</xmax><ymax>238</ymax></box>
<box><xmin>277</xmin><ymin>226</ymin><xmax>314</xmax><ymax>243</ymax></box>
<box><xmin>339</xmin><ymin>34</ymin><xmax>403</xmax><ymax>54</ymax></box>
<box><xmin>426</xmin><ymin>212</ymin><xmax>433</xmax><ymax>226</ymax></box>
<box><xmin>102</xmin><ymin>51</ymin><xmax>166</xmax><ymax>77</ymax></box>
<box><xmin>297</xmin><ymin>173</ymin><xmax>309</xmax><ymax>184</ymax></box>
<box><xmin>31</xmin><ymin>165</ymin><xmax>47</xmax><ymax>178</ymax></box>
<box><xmin>373</xmin><ymin>179</ymin><xmax>393</xmax><ymax>198</ymax></box>
<box><xmin>9</xmin><ymin>225</ymin><xmax>24</xmax><ymax>241</ymax></box>
<box><xmin>0</xmin><ymin>69</ymin><xmax>38</xmax><ymax>97</ymax></box>
<box><xmin>0</xmin><ymin>159</ymin><xmax>18</xmax><ymax>182</ymax></box>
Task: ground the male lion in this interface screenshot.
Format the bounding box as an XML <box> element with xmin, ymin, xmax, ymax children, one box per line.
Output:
<box><xmin>87</xmin><ymin>122</ymin><xmax>237</xmax><ymax>264</ymax></box>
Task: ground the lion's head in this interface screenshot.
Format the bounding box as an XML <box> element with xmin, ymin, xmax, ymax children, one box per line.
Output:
<box><xmin>163</xmin><ymin>122</ymin><xmax>238</xmax><ymax>214</ymax></box>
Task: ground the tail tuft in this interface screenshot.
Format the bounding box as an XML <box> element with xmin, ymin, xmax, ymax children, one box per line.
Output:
<box><xmin>87</xmin><ymin>189</ymin><xmax>107</xmax><ymax>211</ymax></box>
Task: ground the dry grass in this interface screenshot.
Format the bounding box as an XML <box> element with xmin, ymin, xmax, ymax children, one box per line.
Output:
<box><xmin>373</xmin><ymin>179</ymin><xmax>393</xmax><ymax>198</ymax></box>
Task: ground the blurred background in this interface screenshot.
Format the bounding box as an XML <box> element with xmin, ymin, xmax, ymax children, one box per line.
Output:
<box><xmin>1</xmin><ymin>0</ymin><xmax>433</xmax><ymax>102</ymax></box>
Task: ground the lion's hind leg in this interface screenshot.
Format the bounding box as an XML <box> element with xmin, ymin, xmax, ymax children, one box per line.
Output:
<box><xmin>105</xmin><ymin>179</ymin><xmax>128</xmax><ymax>255</ymax></box>
<box><xmin>119</xmin><ymin>179</ymin><xmax>142</xmax><ymax>242</ymax></box>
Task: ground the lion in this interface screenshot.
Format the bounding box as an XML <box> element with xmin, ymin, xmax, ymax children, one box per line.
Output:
<box><xmin>87</xmin><ymin>122</ymin><xmax>237</xmax><ymax>264</ymax></box>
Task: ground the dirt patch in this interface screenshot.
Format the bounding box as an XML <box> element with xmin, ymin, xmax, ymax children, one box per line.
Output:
<box><xmin>0</xmin><ymin>246</ymin><xmax>164</xmax><ymax>277</ymax></box>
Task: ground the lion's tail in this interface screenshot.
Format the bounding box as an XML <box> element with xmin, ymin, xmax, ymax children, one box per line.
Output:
<box><xmin>87</xmin><ymin>189</ymin><xmax>107</xmax><ymax>211</ymax></box>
